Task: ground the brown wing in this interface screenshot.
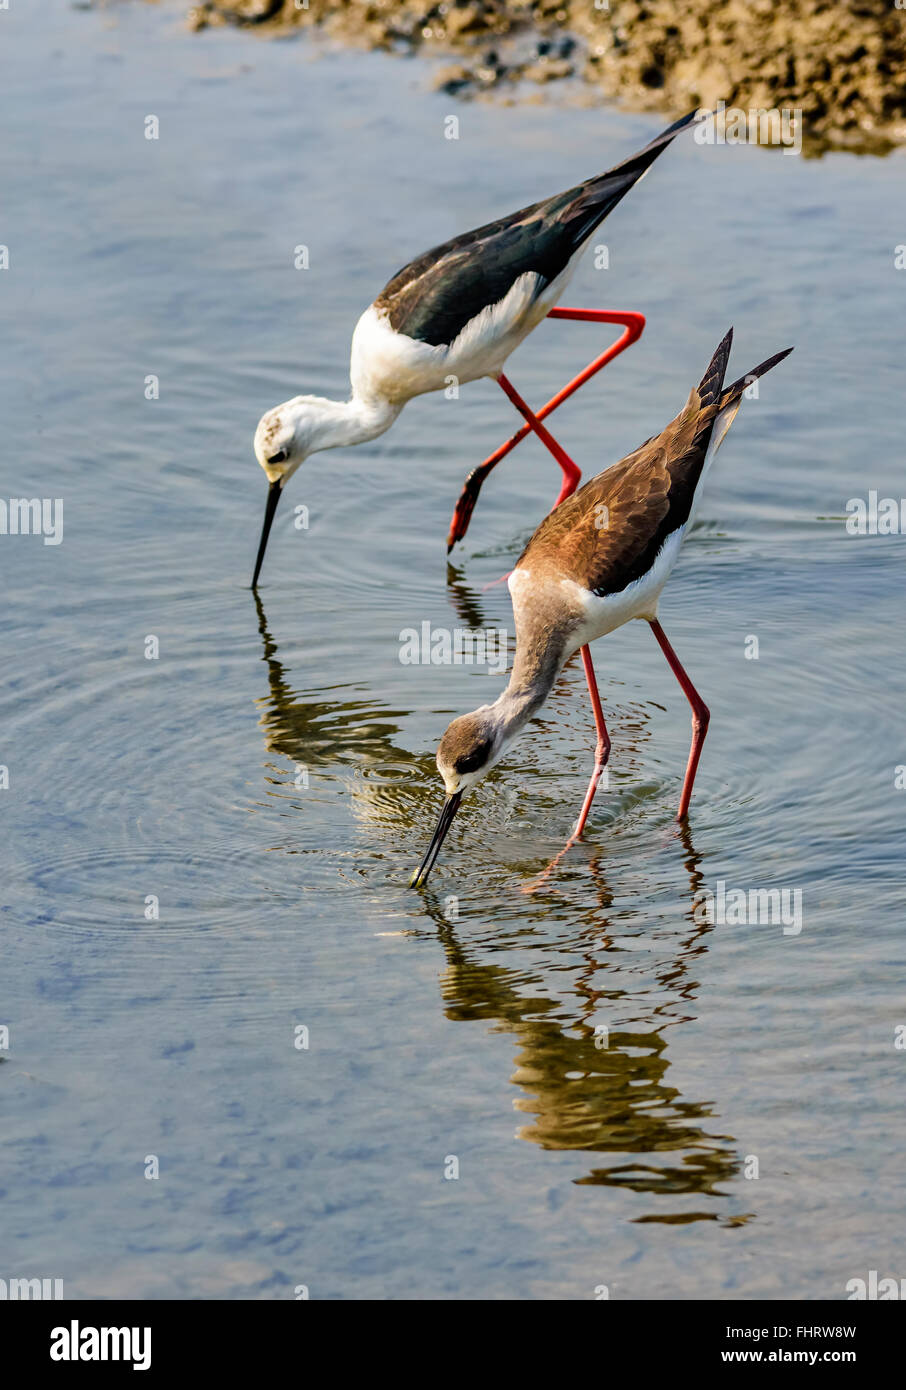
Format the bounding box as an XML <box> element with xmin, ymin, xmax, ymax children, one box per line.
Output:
<box><xmin>517</xmin><ymin>331</ymin><xmax>793</xmax><ymax>600</ymax></box>
<box><xmin>517</xmin><ymin>391</ymin><xmax>714</xmax><ymax>598</ymax></box>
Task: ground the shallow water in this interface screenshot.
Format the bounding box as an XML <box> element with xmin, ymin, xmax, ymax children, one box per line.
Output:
<box><xmin>2</xmin><ymin>0</ymin><xmax>904</xmax><ymax>1299</ymax></box>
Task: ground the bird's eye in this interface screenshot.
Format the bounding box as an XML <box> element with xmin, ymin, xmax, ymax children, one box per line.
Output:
<box><xmin>454</xmin><ymin>739</ymin><xmax>492</xmax><ymax>775</ymax></box>
<box><xmin>268</xmin><ymin>449</ymin><xmax>288</xmax><ymax>465</ymax></box>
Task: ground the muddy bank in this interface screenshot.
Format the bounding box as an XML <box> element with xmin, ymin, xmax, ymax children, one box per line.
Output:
<box><xmin>187</xmin><ymin>0</ymin><xmax>906</xmax><ymax>152</ymax></box>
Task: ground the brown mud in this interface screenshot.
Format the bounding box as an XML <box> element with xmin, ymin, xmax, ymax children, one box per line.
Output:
<box><xmin>186</xmin><ymin>0</ymin><xmax>906</xmax><ymax>153</ymax></box>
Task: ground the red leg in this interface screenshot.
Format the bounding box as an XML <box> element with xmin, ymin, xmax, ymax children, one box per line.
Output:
<box><xmin>570</xmin><ymin>645</ymin><xmax>611</xmax><ymax>841</ymax></box>
<box><xmin>497</xmin><ymin>373</ymin><xmax>582</xmax><ymax>508</ymax></box>
<box><xmin>522</xmin><ymin>645</ymin><xmax>610</xmax><ymax>893</ymax></box>
<box><xmin>446</xmin><ymin>309</ymin><xmax>645</xmax><ymax>551</ymax></box>
<box><xmin>648</xmin><ymin>619</ymin><xmax>710</xmax><ymax>821</ymax></box>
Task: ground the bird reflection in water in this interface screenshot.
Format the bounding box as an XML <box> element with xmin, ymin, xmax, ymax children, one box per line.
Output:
<box><xmin>252</xmin><ymin>591</ymin><xmax>429</xmax><ymax>838</ymax></box>
<box><xmin>251</xmin><ymin>574</ymin><xmax>508</xmax><ymax>832</ymax></box>
<box><xmin>253</xmin><ymin>593</ymin><xmax>747</xmax><ymax>1224</ymax></box>
<box><xmin>416</xmin><ymin>824</ymin><xmax>746</xmax><ymax>1223</ymax></box>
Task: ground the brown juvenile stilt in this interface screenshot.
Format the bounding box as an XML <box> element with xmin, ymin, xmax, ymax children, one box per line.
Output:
<box><xmin>411</xmin><ymin>328</ymin><xmax>793</xmax><ymax>888</ymax></box>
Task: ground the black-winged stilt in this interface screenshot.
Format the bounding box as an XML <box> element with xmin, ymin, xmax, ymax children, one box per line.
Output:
<box><xmin>410</xmin><ymin>327</ymin><xmax>793</xmax><ymax>886</ymax></box>
<box><xmin>251</xmin><ymin>111</ymin><xmax>701</xmax><ymax>586</ymax></box>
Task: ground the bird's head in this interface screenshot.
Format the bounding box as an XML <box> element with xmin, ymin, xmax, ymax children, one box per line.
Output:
<box><xmin>250</xmin><ymin>395</ymin><xmax>332</xmax><ymax>587</ymax></box>
<box><xmin>253</xmin><ymin>395</ymin><xmax>325</xmax><ymax>484</ymax></box>
<box><xmin>436</xmin><ymin>707</ymin><xmax>505</xmax><ymax>796</ymax></box>
<box><xmin>410</xmin><ymin>706</ymin><xmax>506</xmax><ymax>888</ymax></box>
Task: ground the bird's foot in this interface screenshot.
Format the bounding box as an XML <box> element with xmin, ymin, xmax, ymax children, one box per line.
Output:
<box><xmin>446</xmin><ymin>467</ymin><xmax>486</xmax><ymax>552</ymax></box>
<box><xmin>521</xmin><ymin>832</ymin><xmax>583</xmax><ymax>895</ymax></box>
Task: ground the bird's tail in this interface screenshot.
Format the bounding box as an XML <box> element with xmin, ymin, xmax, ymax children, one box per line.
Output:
<box><xmin>613</xmin><ymin>107</ymin><xmax>705</xmax><ymax>180</ymax></box>
<box><xmin>695</xmin><ymin>328</ymin><xmax>793</xmax><ymax>455</ymax></box>
<box><xmin>569</xmin><ymin>109</ymin><xmax>702</xmax><ymax>241</ymax></box>
<box><xmin>697</xmin><ymin>325</ymin><xmax>735</xmax><ymax>409</ymax></box>
<box><xmin>719</xmin><ymin>344</ymin><xmax>795</xmax><ymax>411</ymax></box>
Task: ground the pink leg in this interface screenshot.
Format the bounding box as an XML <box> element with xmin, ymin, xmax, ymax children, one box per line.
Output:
<box><xmin>446</xmin><ymin>308</ymin><xmax>645</xmax><ymax>552</ymax></box>
<box><xmin>522</xmin><ymin>645</ymin><xmax>610</xmax><ymax>894</ymax></box>
<box><xmin>648</xmin><ymin>619</ymin><xmax>710</xmax><ymax>821</ymax></box>
<box><xmin>497</xmin><ymin>373</ymin><xmax>582</xmax><ymax>509</ymax></box>
<box><xmin>570</xmin><ymin>646</ymin><xmax>611</xmax><ymax>842</ymax></box>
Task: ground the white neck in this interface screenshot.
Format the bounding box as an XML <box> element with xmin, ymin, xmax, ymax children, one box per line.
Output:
<box><xmin>486</xmin><ymin>645</ymin><xmax>567</xmax><ymax>752</ymax></box>
<box><xmin>301</xmin><ymin>393</ymin><xmax>402</xmax><ymax>456</ymax></box>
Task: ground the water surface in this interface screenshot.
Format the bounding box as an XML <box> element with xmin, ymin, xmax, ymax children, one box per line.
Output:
<box><xmin>2</xmin><ymin>0</ymin><xmax>904</xmax><ymax>1298</ymax></box>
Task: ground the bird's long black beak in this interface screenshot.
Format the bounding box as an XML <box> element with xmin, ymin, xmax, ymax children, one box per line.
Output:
<box><xmin>251</xmin><ymin>479</ymin><xmax>282</xmax><ymax>589</ymax></box>
<box><xmin>409</xmin><ymin>792</ymin><xmax>462</xmax><ymax>888</ymax></box>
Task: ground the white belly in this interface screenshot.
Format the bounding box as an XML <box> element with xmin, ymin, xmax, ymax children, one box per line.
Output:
<box><xmin>571</xmin><ymin>410</ymin><xmax>734</xmax><ymax>649</ymax></box>
<box><xmin>567</xmin><ymin>525</ymin><xmax>688</xmax><ymax>650</ymax></box>
<box><xmin>508</xmin><ymin>393</ymin><xmax>738</xmax><ymax>659</ymax></box>
<box><xmin>350</xmin><ymin>262</ymin><xmax>577</xmax><ymax>404</ymax></box>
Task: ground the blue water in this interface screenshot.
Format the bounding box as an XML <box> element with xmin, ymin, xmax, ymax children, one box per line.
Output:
<box><xmin>1</xmin><ymin>0</ymin><xmax>904</xmax><ymax>1298</ymax></box>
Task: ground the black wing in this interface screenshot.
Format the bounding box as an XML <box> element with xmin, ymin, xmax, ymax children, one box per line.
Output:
<box><xmin>374</xmin><ymin>110</ymin><xmax>698</xmax><ymax>347</ymax></box>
